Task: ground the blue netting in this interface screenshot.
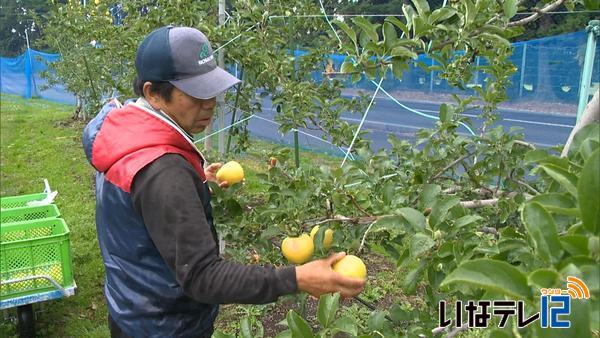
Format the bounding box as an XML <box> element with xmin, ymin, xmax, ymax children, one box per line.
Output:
<box><xmin>309</xmin><ymin>30</ymin><xmax>598</xmax><ymax>106</ymax></box>
<box><xmin>1</xmin><ymin>30</ymin><xmax>597</xmax><ymax>108</ymax></box>
<box><xmin>1</xmin><ymin>49</ymin><xmax>75</xmax><ymax>104</ymax></box>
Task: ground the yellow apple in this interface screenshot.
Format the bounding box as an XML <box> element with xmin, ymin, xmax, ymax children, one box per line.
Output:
<box><xmin>310</xmin><ymin>226</ymin><xmax>334</xmax><ymax>250</ymax></box>
<box><xmin>333</xmin><ymin>255</ymin><xmax>367</xmax><ymax>280</ymax></box>
<box><xmin>216</xmin><ymin>161</ymin><xmax>244</xmax><ymax>184</ymax></box>
<box><xmin>281</xmin><ymin>234</ymin><xmax>314</xmax><ymax>264</ymax></box>
<box><xmin>95</xmin><ymin>0</ymin><xmax>101</xmax><ymax>5</ymax></box>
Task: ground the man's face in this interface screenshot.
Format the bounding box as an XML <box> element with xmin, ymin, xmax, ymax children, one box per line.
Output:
<box><xmin>147</xmin><ymin>84</ymin><xmax>217</xmax><ymax>135</ymax></box>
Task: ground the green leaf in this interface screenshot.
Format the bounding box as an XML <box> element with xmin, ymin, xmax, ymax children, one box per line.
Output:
<box><xmin>439</xmin><ymin>103</ymin><xmax>453</xmax><ymax>123</ymax></box>
<box><xmin>274</xmin><ymin>330</ymin><xmax>292</xmax><ymax>338</ymax></box>
<box><xmin>525</xmin><ymin>149</ymin><xmax>551</xmax><ymax>164</ymax></box>
<box><xmin>567</xmin><ymin>123</ymin><xmax>599</xmax><ymax>158</ymax></box>
<box><xmin>441</xmin><ymin>258</ymin><xmax>532</xmax><ymax>299</ymax></box>
<box><xmin>317</xmin><ymin>293</ymin><xmax>339</xmax><ymax>328</ymax></box>
<box><xmin>333</xmin><ymin>20</ymin><xmax>357</xmax><ymax>49</ymax></box>
<box><xmin>412</xmin><ymin>17</ymin><xmax>431</xmax><ymax>38</ymax></box>
<box><xmin>534</xmin><ymin>299</ymin><xmax>591</xmax><ymax>338</ymax></box>
<box><xmin>410</xmin><ymin>233</ymin><xmax>435</xmax><ymax>257</ymax></box>
<box><xmin>479</xmin><ymin>32</ymin><xmax>510</xmax><ymax>49</ymax></box>
<box><xmin>578</xmin><ymin>149</ymin><xmax>600</xmax><ymax>233</ymax></box>
<box><xmin>399</xmin><ymin>207</ymin><xmax>426</xmax><ymax>231</ymax></box>
<box><xmin>464</xmin><ymin>0</ymin><xmax>478</xmax><ymax>27</ymax></box>
<box><xmin>368</xmin><ymin>311</ymin><xmax>387</xmax><ymax>331</ymax></box>
<box><xmin>382</xmin><ymin>22</ymin><xmax>397</xmax><ymax>51</ymax></box>
<box><xmin>560</xmin><ymin>235</ymin><xmax>589</xmax><ymax>256</ymax></box>
<box><xmin>453</xmin><ymin>215</ymin><xmax>483</xmax><ymax>229</ymax></box>
<box><xmin>428</xmin><ymin>7</ymin><xmax>456</xmax><ymax>24</ymax></box>
<box><xmin>391</xmin><ymin>58</ymin><xmax>407</xmax><ymax>79</ymax></box>
<box><xmin>502</xmin><ymin>0</ymin><xmax>518</xmax><ymax>19</ymax></box>
<box><xmin>579</xmin><ymin>139</ymin><xmax>599</xmax><ymax>162</ymax></box>
<box><xmin>590</xmin><ymin>236</ymin><xmax>599</xmax><ymax>255</ymax></box>
<box><xmin>402</xmin><ymin>4</ymin><xmax>416</xmax><ymax>28</ymax></box>
<box><xmin>411</xmin><ymin>0</ymin><xmax>430</xmax><ymax>16</ymax></box>
<box><xmin>286</xmin><ymin>310</ymin><xmax>313</xmax><ymax>338</ymax></box>
<box><xmin>212</xmin><ymin>331</ymin><xmax>235</xmax><ymax>338</ymax></box>
<box><xmin>240</xmin><ymin>317</ymin><xmax>253</xmax><ymax>338</ymax></box>
<box><xmin>539</xmin><ymin>164</ymin><xmax>578</xmax><ymax>197</ymax></box>
<box><xmin>352</xmin><ymin>17</ymin><xmax>378</xmax><ymax>43</ymax></box>
<box><xmin>528</xmin><ymin>269</ymin><xmax>560</xmax><ymax>289</ymax></box>
<box><xmin>371</xmin><ymin>215</ymin><xmax>408</xmax><ymax>236</ymax></box>
<box><xmin>438</xmin><ymin>241</ymin><xmax>454</xmax><ymax>258</ymax></box>
<box><xmin>584</xmin><ymin>0</ymin><xmax>600</xmax><ymax>10</ymax></box>
<box><xmin>531</xmin><ymin>193</ymin><xmax>579</xmax><ymax>217</ymax></box>
<box><xmin>389</xmin><ymin>46</ymin><xmax>417</xmax><ymax>59</ymax></box>
<box><xmin>419</xmin><ymin>184</ymin><xmax>441</xmax><ymax>209</ymax></box>
<box><xmin>581</xmin><ymin>264</ymin><xmax>599</xmax><ymax>292</ymax></box>
<box><xmin>340</xmin><ymin>61</ymin><xmax>357</xmax><ymax>74</ymax></box>
<box><xmin>389</xmin><ymin>304</ymin><xmax>414</xmax><ymax>323</ymax></box>
<box><xmin>521</xmin><ymin>202</ymin><xmax>564</xmax><ymax>264</ymax></box>
<box><xmin>429</xmin><ymin>196</ymin><xmax>460</xmax><ymax>227</ymax></box>
<box><xmin>384</xmin><ymin>17</ymin><xmax>410</xmax><ymax>37</ymax></box>
<box><xmin>488</xmin><ymin>330</ymin><xmax>513</xmax><ymax>338</ymax></box>
<box><xmin>330</xmin><ymin>316</ymin><xmax>357</xmax><ymax>336</ymax></box>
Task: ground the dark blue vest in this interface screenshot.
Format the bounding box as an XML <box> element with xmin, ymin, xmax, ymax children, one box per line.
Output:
<box><xmin>83</xmin><ymin>102</ymin><xmax>218</xmax><ymax>337</ymax></box>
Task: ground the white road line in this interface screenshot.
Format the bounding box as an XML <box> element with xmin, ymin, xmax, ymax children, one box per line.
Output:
<box><xmin>262</xmin><ymin>107</ymin><xmax>562</xmax><ymax>147</ymax></box>
<box><xmin>266</xmin><ymin>107</ymin><xmax>574</xmax><ymax>128</ymax></box>
<box><xmin>395</xmin><ymin>108</ymin><xmax>574</xmax><ymax>128</ymax></box>
<box><xmin>341</xmin><ymin>117</ymin><xmax>424</xmax><ymax>131</ymax></box>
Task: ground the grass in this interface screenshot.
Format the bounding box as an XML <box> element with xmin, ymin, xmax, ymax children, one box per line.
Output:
<box><xmin>0</xmin><ymin>94</ymin><xmax>341</xmax><ymax>337</ymax></box>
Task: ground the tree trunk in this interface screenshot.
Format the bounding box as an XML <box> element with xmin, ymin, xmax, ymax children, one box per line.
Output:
<box><xmin>562</xmin><ymin>89</ymin><xmax>600</xmax><ymax>157</ymax></box>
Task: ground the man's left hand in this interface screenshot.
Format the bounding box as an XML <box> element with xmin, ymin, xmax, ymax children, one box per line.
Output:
<box><xmin>204</xmin><ymin>163</ymin><xmax>229</xmax><ymax>188</ymax></box>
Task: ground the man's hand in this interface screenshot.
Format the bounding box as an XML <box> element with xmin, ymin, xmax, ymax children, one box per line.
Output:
<box><xmin>204</xmin><ymin>163</ymin><xmax>229</xmax><ymax>188</ymax></box>
<box><xmin>295</xmin><ymin>252</ymin><xmax>366</xmax><ymax>299</ymax></box>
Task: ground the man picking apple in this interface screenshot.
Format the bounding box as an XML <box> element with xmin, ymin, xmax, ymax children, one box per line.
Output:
<box><xmin>82</xmin><ymin>26</ymin><xmax>364</xmax><ymax>338</ymax></box>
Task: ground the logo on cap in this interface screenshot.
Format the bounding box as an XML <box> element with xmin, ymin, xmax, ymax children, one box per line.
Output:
<box><xmin>198</xmin><ymin>43</ymin><xmax>214</xmax><ymax>65</ymax></box>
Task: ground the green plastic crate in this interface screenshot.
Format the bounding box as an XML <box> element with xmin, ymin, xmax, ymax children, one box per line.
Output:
<box><xmin>0</xmin><ymin>204</ymin><xmax>60</xmax><ymax>224</ymax></box>
<box><xmin>1</xmin><ymin>218</ymin><xmax>74</xmax><ymax>301</ymax></box>
<box><xmin>0</xmin><ymin>193</ymin><xmax>48</xmax><ymax>210</ymax></box>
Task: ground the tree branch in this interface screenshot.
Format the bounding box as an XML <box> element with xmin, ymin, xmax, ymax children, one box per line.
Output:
<box><xmin>514</xmin><ymin>140</ymin><xmax>536</xmax><ymax>149</ymax></box>
<box><xmin>431</xmin><ymin>151</ymin><xmax>475</xmax><ymax>182</ymax></box>
<box><xmin>305</xmin><ymin>215</ymin><xmax>378</xmax><ymax>227</ymax></box>
<box><xmin>460</xmin><ymin>192</ymin><xmax>533</xmax><ymax>208</ymax></box>
<box><xmin>347</xmin><ymin>194</ymin><xmax>370</xmax><ymax>216</ymax></box>
<box><xmin>358</xmin><ymin>220</ymin><xmax>378</xmax><ymax>254</ymax></box>
<box><xmin>562</xmin><ymin>89</ymin><xmax>600</xmax><ymax>157</ymax></box>
<box><xmin>511</xmin><ymin>178</ymin><xmax>540</xmax><ymax>195</ymax></box>
<box><xmin>507</xmin><ymin>0</ymin><xmax>566</xmax><ymax>27</ymax></box>
<box><xmin>446</xmin><ymin>325</ymin><xmax>469</xmax><ymax>338</ymax></box>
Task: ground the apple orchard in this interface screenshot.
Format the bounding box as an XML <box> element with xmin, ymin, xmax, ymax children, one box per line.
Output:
<box><xmin>39</xmin><ymin>0</ymin><xmax>600</xmax><ymax>337</ymax></box>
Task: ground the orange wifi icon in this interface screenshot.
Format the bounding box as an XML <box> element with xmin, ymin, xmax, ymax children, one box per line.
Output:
<box><xmin>566</xmin><ymin>276</ymin><xmax>590</xmax><ymax>299</ymax></box>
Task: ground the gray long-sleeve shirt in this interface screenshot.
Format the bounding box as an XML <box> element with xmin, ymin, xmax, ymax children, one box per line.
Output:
<box><xmin>131</xmin><ymin>153</ymin><xmax>297</xmax><ymax>304</ymax></box>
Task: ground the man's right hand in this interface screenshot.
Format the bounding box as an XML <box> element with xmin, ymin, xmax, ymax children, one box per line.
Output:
<box><xmin>295</xmin><ymin>252</ymin><xmax>366</xmax><ymax>299</ymax></box>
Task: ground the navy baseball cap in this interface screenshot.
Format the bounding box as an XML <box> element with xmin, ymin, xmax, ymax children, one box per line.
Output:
<box><xmin>135</xmin><ymin>26</ymin><xmax>240</xmax><ymax>99</ymax></box>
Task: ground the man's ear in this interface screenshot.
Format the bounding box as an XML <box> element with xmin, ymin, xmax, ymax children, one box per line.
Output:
<box><xmin>142</xmin><ymin>82</ymin><xmax>162</xmax><ymax>109</ymax></box>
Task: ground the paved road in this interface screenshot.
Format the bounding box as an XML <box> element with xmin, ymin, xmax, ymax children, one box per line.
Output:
<box><xmin>226</xmin><ymin>96</ymin><xmax>576</xmax><ymax>155</ymax></box>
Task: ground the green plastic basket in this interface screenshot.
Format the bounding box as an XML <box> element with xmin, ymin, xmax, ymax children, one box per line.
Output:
<box><xmin>0</xmin><ymin>218</ymin><xmax>74</xmax><ymax>301</ymax></box>
<box><xmin>0</xmin><ymin>204</ymin><xmax>61</xmax><ymax>224</ymax></box>
<box><xmin>0</xmin><ymin>193</ymin><xmax>48</xmax><ymax>210</ymax></box>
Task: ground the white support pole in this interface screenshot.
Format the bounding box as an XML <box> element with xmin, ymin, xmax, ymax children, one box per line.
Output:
<box><xmin>217</xmin><ymin>0</ymin><xmax>226</xmax><ymax>154</ymax></box>
<box><xmin>519</xmin><ymin>43</ymin><xmax>527</xmax><ymax>98</ymax></box>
